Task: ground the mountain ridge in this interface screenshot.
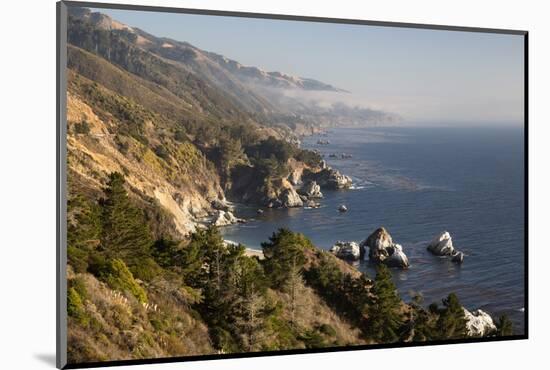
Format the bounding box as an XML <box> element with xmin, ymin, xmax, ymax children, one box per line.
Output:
<box><xmin>68</xmin><ymin>7</ymin><xmax>347</xmax><ymax>95</ymax></box>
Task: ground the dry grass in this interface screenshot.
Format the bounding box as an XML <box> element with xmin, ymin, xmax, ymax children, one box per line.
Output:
<box><xmin>67</xmin><ymin>271</ymin><xmax>214</xmax><ymax>364</ymax></box>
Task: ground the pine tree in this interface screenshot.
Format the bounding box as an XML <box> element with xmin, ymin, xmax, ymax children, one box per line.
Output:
<box><xmin>233</xmin><ymin>290</ymin><xmax>266</xmax><ymax>351</ymax></box>
<box><xmin>496</xmin><ymin>314</ymin><xmax>514</xmax><ymax>336</ymax></box>
<box><xmin>285</xmin><ymin>255</ymin><xmax>309</xmax><ymax>327</ymax></box>
<box><xmin>100</xmin><ymin>172</ymin><xmax>153</xmax><ymax>265</ymax></box>
<box><xmin>367</xmin><ymin>264</ymin><xmax>403</xmax><ymax>343</ymax></box>
<box><xmin>434</xmin><ymin>293</ymin><xmax>468</xmax><ymax>339</ymax></box>
<box><xmin>67</xmin><ymin>194</ymin><xmax>102</xmax><ymax>248</ymax></box>
<box><xmin>262</xmin><ymin>228</ymin><xmax>310</xmax><ymax>289</ymax></box>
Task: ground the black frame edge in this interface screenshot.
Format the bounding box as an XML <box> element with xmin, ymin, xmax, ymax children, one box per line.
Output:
<box><xmin>61</xmin><ymin>0</ymin><xmax>527</xmax><ymax>35</ymax></box>
<box><xmin>62</xmin><ymin>335</ymin><xmax>528</xmax><ymax>369</ymax></box>
<box><xmin>523</xmin><ymin>32</ymin><xmax>529</xmax><ymax>338</ymax></box>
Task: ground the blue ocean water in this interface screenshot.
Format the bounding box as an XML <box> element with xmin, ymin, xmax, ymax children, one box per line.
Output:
<box><xmin>222</xmin><ymin>126</ymin><xmax>525</xmax><ymax>332</ymax></box>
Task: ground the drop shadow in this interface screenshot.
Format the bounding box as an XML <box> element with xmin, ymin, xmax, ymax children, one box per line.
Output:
<box><xmin>34</xmin><ymin>353</ymin><xmax>56</xmax><ymax>367</ymax></box>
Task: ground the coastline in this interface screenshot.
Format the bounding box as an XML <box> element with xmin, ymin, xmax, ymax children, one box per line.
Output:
<box><xmin>220</xmin><ymin>126</ymin><xmax>526</xmax><ymax>333</ymax></box>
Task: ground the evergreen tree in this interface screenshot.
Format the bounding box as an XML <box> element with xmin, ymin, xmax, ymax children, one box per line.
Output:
<box><xmin>232</xmin><ymin>256</ymin><xmax>268</xmax><ymax>351</ymax></box>
<box><xmin>434</xmin><ymin>293</ymin><xmax>468</xmax><ymax>339</ymax></box>
<box><xmin>401</xmin><ymin>292</ymin><xmax>435</xmax><ymax>342</ymax></box>
<box><xmin>67</xmin><ymin>194</ymin><xmax>103</xmax><ymax>272</ymax></box>
<box><xmin>100</xmin><ymin>172</ymin><xmax>153</xmax><ymax>266</ymax></box>
<box><xmin>496</xmin><ymin>314</ymin><xmax>514</xmax><ymax>336</ymax></box>
<box><xmin>262</xmin><ymin>228</ymin><xmax>311</xmax><ymax>289</ymax></box>
<box><xmin>367</xmin><ymin>264</ymin><xmax>403</xmax><ymax>343</ymax></box>
<box><xmin>67</xmin><ymin>194</ymin><xmax>102</xmax><ymax>249</ymax></box>
<box><xmin>285</xmin><ymin>256</ymin><xmax>309</xmax><ymax>327</ymax></box>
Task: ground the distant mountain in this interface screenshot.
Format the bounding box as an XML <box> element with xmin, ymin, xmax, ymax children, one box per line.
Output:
<box><xmin>68</xmin><ymin>8</ymin><xmax>347</xmax><ymax>116</ymax></box>
<box><xmin>205</xmin><ymin>51</ymin><xmax>349</xmax><ymax>92</ymax></box>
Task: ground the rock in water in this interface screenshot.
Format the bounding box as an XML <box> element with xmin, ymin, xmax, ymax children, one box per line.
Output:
<box><xmin>212</xmin><ymin>210</ymin><xmax>243</xmax><ymax>226</ymax></box>
<box><xmin>451</xmin><ymin>251</ymin><xmax>464</xmax><ymax>264</ymax></box>
<box><xmin>304</xmin><ymin>167</ymin><xmax>352</xmax><ymax>190</ymax></box>
<box><xmin>385</xmin><ymin>244</ymin><xmax>410</xmax><ymax>268</ymax></box>
<box><xmin>360</xmin><ymin>227</ymin><xmax>410</xmax><ymax>269</ymax></box>
<box><xmin>305</xmin><ymin>199</ymin><xmax>321</xmax><ymax>208</ymax></box>
<box><xmin>298</xmin><ymin>180</ymin><xmax>323</xmax><ymax>199</ymax></box>
<box><xmin>327</xmin><ymin>170</ymin><xmax>353</xmax><ymax>189</ymax></box>
<box><xmin>362</xmin><ymin>227</ymin><xmax>393</xmax><ymax>258</ymax></box>
<box><xmin>281</xmin><ymin>188</ymin><xmax>303</xmax><ymax>208</ymax></box>
<box><xmin>330</xmin><ymin>241</ymin><xmax>361</xmax><ymax>261</ymax></box>
<box><xmin>427</xmin><ymin>231</ymin><xmax>465</xmax><ymax>263</ymax></box>
<box><xmin>338</xmin><ymin>204</ymin><xmax>348</xmax><ymax>212</ymax></box>
<box><xmin>463</xmin><ymin>308</ymin><xmax>496</xmax><ymax>336</ymax></box>
<box><xmin>427</xmin><ymin>231</ymin><xmax>455</xmax><ymax>255</ymax></box>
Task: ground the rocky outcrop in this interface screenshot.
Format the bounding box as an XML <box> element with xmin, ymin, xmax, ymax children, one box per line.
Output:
<box><xmin>281</xmin><ymin>187</ymin><xmax>304</xmax><ymax>208</ymax></box>
<box><xmin>464</xmin><ymin>308</ymin><xmax>496</xmax><ymax>336</ymax></box>
<box><xmin>303</xmin><ymin>167</ymin><xmax>352</xmax><ymax>190</ymax></box>
<box><xmin>452</xmin><ymin>251</ymin><xmax>464</xmax><ymax>263</ymax></box>
<box><xmin>325</xmin><ymin>169</ymin><xmax>352</xmax><ymax>189</ymax></box>
<box><xmin>427</xmin><ymin>231</ymin><xmax>455</xmax><ymax>255</ymax></box>
<box><xmin>427</xmin><ymin>231</ymin><xmax>465</xmax><ymax>264</ymax></box>
<box><xmin>330</xmin><ymin>241</ymin><xmax>361</xmax><ymax>261</ymax></box>
<box><xmin>210</xmin><ymin>199</ymin><xmax>231</xmax><ymax>211</ymax></box>
<box><xmin>360</xmin><ymin>227</ymin><xmax>410</xmax><ymax>268</ymax></box>
<box><xmin>288</xmin><ymin>170</ymin><xmax>302</xmax><ymax>186</ymax></box>
<box><xmin>212</xmin><ymin>210</ymin><xmax>244</xmax><ymax>226</ymax></box>
<box><xmin>298</xmin><ymin>180</ymin><xmax>323</xmax><ymax>199</ymax></box>
<box><xmin>304</xmin><ymin>199</ymin><xmax>321</xmax><ymax>208</ymax></box>
<box><xmin>385</xmin><ymin>244</ymin><xmax>410</xmax><ymax>268</ymax></box>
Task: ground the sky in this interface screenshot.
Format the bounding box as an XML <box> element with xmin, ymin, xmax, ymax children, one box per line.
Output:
<box><xmin>94</xmin><ymin>7</ymin><xmax>525</xmax><ymax>124</ymax></box>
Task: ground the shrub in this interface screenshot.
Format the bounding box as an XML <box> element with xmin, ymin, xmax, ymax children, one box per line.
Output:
<box><xmin>96</xmin><ymin>258</ymin><xmax>148</xmax><ymax>303</ymax></box>
<box><xmin>67</xmin><ymin>287</ymin><xmax>84</xmax><ymax>318</ymax></box>
<box><xmin>154</xmin><ymin>145</ymin><xmax>170</xmax><ymax>161</ymax></box>
<box><xmin>74</xmin><ymin>120</ymin><xmax>91</xmax><ymax>134</ymax></box>
<box><xmin>319</xmin><ymin>323</ymin><xmax>337</xmax><ymax>337</ymax></box>
<box><xmin>68</xmin><ymin>287</ymin><xmax>89</xmax><ymax>327</ymax></box>
<box><xmin>299</xmin><ymin>329</ymin><xmax>327</xmax><ymax>348</ymax></box>
<box><xmin>68</xmin><ymin>245</ymin><xmax>89</xmax><ymax>273</ymax></box>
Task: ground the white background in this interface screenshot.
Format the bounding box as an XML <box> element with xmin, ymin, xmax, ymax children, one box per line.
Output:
<box><xmin>0</xmin><ymin>0</ymin><xmax>546</xmax><ymax>368</ymax></box>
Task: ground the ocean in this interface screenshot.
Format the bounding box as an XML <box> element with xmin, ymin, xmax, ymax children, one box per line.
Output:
<box><xmin>221</xmin><ymin>126</ymin><xmax>525</xmax><ymax>332</ymax></box>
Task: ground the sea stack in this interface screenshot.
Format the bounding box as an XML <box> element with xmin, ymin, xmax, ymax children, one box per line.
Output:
<box><xmin>427</xmin><ymin>231</ymin><xmax>465</xmax><ymax>264</ymax></box>
<box><xmin>360</xmin><ymin>227</ymin><xmax>410</xmax><ymax>269</ymax></box>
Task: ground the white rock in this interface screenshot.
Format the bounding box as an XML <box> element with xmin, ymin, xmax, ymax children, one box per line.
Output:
<box><xmin>360</xmin><ymin>227</ymin><xmax>409</xmax><ymax>268</ymax></box>
<box><xmin>213</xmin><ymin>210</ymin><xmax>243</xmax><ymax>226</ymax></box>
<box><xmin>463</xmin><ymin>308</ymin><xmax>496</xmax><ymax>336</ymax></box>
<box><xmin>427</xmin><ymin>231</ymin><xmax>455</xmax><ymax>256</ymax></box>
<box><xmin>385</xmin><ymin>244</ymin><xmax>410</xmax><ymax>268</ymax></box>
<box><xmin>281</xmin><ymin>188</ymin><xmax>303</xmax><ymax>207</ymax></box>
<box><xmin>330</xmin><ymin>241</ymin><xmax>361</xmax><ymax>261</ymax></box>
<box><xmin>298</xmin><ymin>180</ymin><xmax>323</xmax><ymax>199</ymax></box>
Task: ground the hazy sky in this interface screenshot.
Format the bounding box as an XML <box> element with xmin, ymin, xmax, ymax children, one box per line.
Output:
<box><xmin>95</xmin><ymin>7</ymin><xmax>525</xmax><ymax>124</ymax></box>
